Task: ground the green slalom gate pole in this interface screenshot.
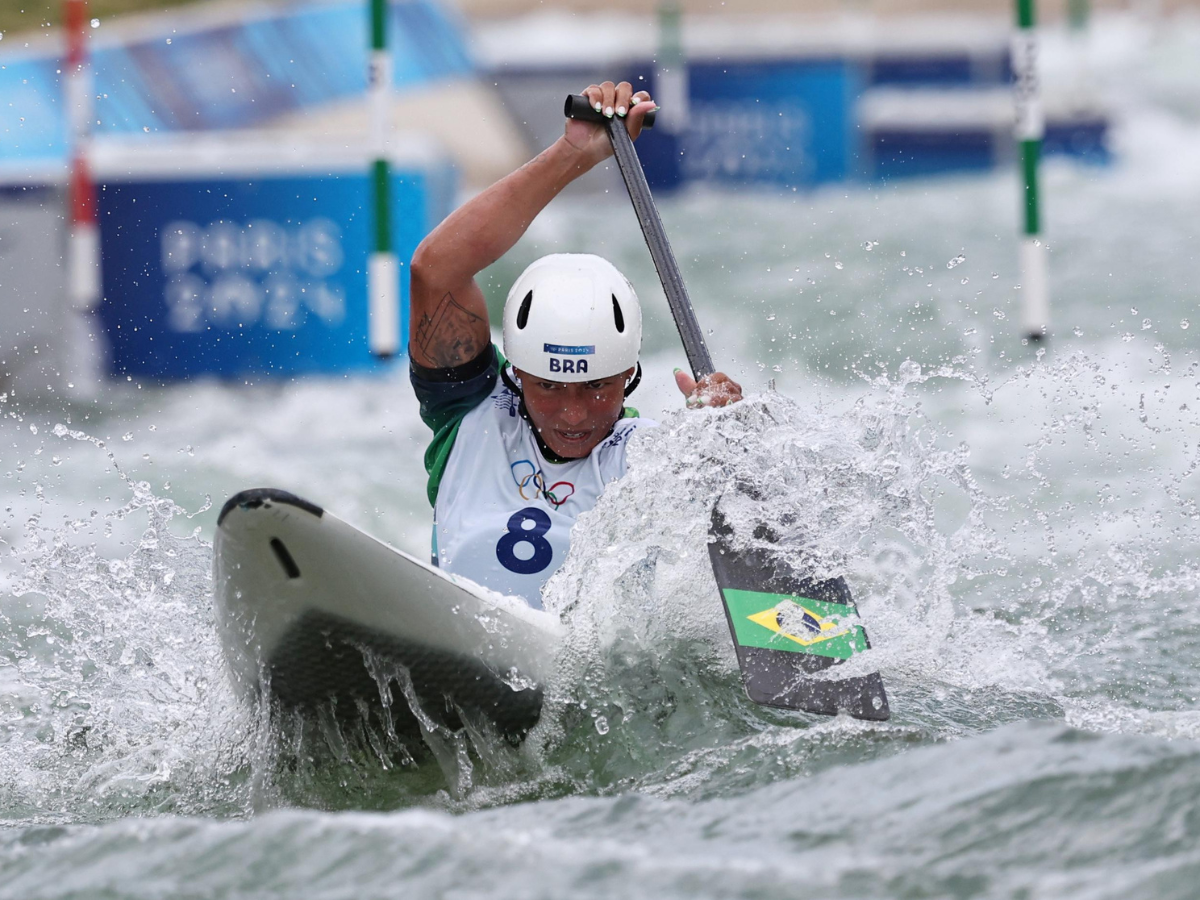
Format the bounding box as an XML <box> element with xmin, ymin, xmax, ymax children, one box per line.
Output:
<box><xmin>367</xmin><ymin>0</ymin><xmax>399</xmax><ymax>357</ymax></box>
<box><xmin>1014</xmin><ymin>0</ymin><xmax>1049</xmax><ymax>340</ymax></box>
<box><xmin>1068</xmin><ymin>0</ymin><xmax>1090</xmax><ymax>33</ymax></box>
<box><xmin>655</xmin><ymin>2</ymin><xmax>687</xmax><ymax>135</ymax></box>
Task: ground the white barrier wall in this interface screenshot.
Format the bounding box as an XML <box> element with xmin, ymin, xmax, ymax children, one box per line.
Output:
<box><xmin>0</xmin><ymin>185</ymin><xmax>85</xmax><ymax>399</ymax></box>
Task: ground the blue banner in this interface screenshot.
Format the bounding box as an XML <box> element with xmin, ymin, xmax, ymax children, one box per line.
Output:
<box><xmin>0</xmin><ymin>0</ymin><xmax>472</xmax><ymax>163</ymax></box>
<box><xmin>97</xmin><ymin>165</ymin><xmax>453</xmax><ymax>379</ymax></box>
<box><xmin>635</xmin><ymin>58</ymin><xmax>858</xmax><ymax>190</ymax></box>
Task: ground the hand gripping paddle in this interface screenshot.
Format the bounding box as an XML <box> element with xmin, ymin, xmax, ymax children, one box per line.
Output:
<box><xmin>565</xmin><ymin>94</ymin><xmax>890</xmax><ymax>721</ymax></box>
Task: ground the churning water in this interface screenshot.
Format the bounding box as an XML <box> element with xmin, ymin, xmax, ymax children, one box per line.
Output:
<box><xmin>3</xmin><ymin>14</ymin><xmax>1200</xmax><ymax>899</ymax></box>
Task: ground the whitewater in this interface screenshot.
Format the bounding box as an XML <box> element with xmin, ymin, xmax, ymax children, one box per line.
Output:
<box><xmin>2</xmin><ymin>14</ymin><xmax>1200</xmax><ymax>899</ymax></box>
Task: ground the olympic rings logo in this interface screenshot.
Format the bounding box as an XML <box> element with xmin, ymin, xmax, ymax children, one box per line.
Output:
<box><xmin>510</xmin><ymin>460</ymin><xmax>575</xmax><ymax>509</ymax></box>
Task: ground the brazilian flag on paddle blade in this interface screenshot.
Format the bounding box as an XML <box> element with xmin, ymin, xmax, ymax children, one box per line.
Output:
<box><xmin>707</xmin><ymin>509</ymin><xmax>889</xmax><ymax>721</ymax></box>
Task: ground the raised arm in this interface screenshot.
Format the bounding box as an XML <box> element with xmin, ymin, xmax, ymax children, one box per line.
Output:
<box><xmin>408</xmin><ymin>81</ymin><xmax>653</xmax><ymax>369</ymax></box>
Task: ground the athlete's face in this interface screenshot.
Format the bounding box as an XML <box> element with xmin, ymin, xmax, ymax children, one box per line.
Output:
<box><xmin>516</xmin><ymin>367</ymin><xmax>635</xmax><ymax>459</ymax></box>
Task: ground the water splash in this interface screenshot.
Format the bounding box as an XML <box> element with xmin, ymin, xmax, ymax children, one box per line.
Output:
<box><xmin>1</xmin><ymin>471</ymin><xmax>253</xmax><ymax>824</ymax></box>
<box><xmin>5</xmin><ymin>342</ymin><xmax>1197</xmax><ymax>817</ymax></box>
<box><xmin>523</xmin><ymin>375</ymin><xmax>1022</xmax><ymax>794</ymax></box>
<box><xmin>523</xmin><ymin>347</ymin><xmax>1200</xmax><ymax>794</ymax></box>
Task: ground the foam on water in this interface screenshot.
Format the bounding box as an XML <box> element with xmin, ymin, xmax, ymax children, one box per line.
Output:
<box><xmin>1</xmin><ymin>433</ymin><xmax>258</xmax><ymax>823</ymax></box>
<box><xmin>519</xmin><ymin>374</ymin><xmax>1039</xmax><ymax>796</ymax></box>
<box><xmin>512</xmin><ymin>336</ymin><xmax>1200</xmax><ymax>800</ymax></box>
<box><xmin>2</xmin><ymin>721</ymin><xmax>1198</xmax><ymax>900</ymax></box>
<box><xmin>4</xmin><ymin>324</ymin><xmax>1200</xmax><ymax>822</ymax></box>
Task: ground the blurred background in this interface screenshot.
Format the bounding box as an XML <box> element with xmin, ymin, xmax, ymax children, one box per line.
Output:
<box><xmin>1</xmin><ymin>0</ymin><xmax>1180</xmax><ymax>398</ymax></box>
<box><xmin>6</xmin><ymin>0</ymin><xmax>1200</xmax><ymax>553</ymax></box>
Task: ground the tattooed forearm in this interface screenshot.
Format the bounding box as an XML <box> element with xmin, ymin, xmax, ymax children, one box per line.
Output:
<box><xmin>415</xmin><ymin>292</ymin><xmax>485</xmax><ymax>367</ymax></box>
<box><xmin>516</xmin><ymin>147</ymin><xmax>552</xmax><ymax>175</ymax></box>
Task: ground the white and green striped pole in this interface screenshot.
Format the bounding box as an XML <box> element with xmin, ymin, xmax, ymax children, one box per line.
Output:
<box><xmin>1013</xmin><ymin>0</ymin><xmax>1048</xmax><ymax>341</ymax></box>
<box><xmin>656</xmin><ymin>2</ymin><xmax>688</xmax><ymax>135</ymax></box>
<box><xmin>1068</xmin><ymin>0</ymin><xmax>1090</xmax><ymax>32</ymax></box>
<box><xmin>367</xmin><ymin>0</ymin><xmax>399</xmax><ymax>357</ymax></box>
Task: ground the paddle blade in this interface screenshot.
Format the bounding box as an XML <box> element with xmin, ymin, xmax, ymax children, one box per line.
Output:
<box><xmin>708</xmin><ymin>510</ymin><xmax>890</xmax><ymax>721</ymax></box>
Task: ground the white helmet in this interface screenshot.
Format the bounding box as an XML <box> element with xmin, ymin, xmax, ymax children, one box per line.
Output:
<box><xmin>502</xmin><ymin>253</ymin><xmax>642</xmax><ymax>383</ymax></box>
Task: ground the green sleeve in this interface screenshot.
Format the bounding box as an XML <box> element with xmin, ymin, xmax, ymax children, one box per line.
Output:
<box><xmin>410</xmin><ymin>344</ymin><xmax>506</xmax><ymax>507</ymax></box>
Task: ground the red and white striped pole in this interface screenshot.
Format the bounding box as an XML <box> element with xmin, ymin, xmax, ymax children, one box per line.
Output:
<box><xmin>64</xmin><ymin>0</ymin><xmax>101</xmax><ymax>311</ymax></box>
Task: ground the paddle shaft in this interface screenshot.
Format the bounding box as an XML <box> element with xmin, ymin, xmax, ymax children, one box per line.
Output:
<box><xmin>565</xmin><ymin>94</ymin><xmax>715</xmax><ymax>380</ymax></box>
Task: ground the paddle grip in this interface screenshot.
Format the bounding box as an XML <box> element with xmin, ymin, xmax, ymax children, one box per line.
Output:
<box><xmin>564</xmin><ymin>93</ymin><xmax>657</xmax><ymax>129</ymax></box>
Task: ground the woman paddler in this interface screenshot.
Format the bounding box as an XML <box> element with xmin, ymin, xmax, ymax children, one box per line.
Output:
<box><xmin>408</xmin><ymin>80</ymin><xmax>743</xmax><ymax>608</ymax></box>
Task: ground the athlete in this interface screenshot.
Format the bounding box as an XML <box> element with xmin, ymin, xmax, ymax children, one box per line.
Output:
<box><xmin>408</xmin><ymin>81</ymin><xmax>742</xmax><ymax>609</ymax></box>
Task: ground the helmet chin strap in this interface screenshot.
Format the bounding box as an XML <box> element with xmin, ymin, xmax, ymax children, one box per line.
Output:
<box><xmin>499</xmin><ymin>363</ymin><xmax>641</xmax><ymax>463</ymax></box>
<box><xmin>623</xmin><ymin>362</ymin><xmax>642</xmax><ymax>398</ymax></box>
<box><xmin>499</xmin><ymin>363</ymin><xmax>525</xmax><ymax>400</ymax></box>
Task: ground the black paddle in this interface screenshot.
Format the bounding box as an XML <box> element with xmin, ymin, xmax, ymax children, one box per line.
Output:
<box><xmin>565</xmin><ymin>94</ymin><xmax>890</xmax><ymax>722</ymax></box>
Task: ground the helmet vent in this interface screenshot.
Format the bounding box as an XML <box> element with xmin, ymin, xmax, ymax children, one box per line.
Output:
<box><xmin>612</xmin><ymin>294</ymin><xmax>625</xmax><ymax>333</ymax></box>
<box><xmin>516</xmin><ymin>290</ymin><xmax>533</xmax><ymax>329</ymax></box>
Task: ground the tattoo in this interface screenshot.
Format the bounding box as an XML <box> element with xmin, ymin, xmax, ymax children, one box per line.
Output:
<box><xmin>519</xmin><ymin>148</ymin><xmax>551</xmax><ymax>174</ymax></box>
<box><xmin>415</xmin><ymin>292</ymin><xmax>484</xmax><ymax>368</ymax></box>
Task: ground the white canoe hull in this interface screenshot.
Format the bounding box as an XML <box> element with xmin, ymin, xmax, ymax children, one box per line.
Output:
<box><xmin>213</xmin><ymin>489</ymin><xmax>563</xmax><ymax>741</ymax></box>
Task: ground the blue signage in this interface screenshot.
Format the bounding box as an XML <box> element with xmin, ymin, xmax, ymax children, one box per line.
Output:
<box><xmin>96</xmin><ymin>165</ymin><xmax>453</xmax><ymax>379</ymax></box>
<box><xmin>684</xmin><ymin>59</ymin><xmax>857</xmax><ymax>186</ymax></box>
<box><xmin>636</xmin><ymin>57</ymin><xmax>859</xmax><ymax>190</ymax></box>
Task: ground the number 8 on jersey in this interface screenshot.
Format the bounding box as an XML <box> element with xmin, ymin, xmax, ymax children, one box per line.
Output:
<box><xmin>496</xmin><ymin>507</ymin><xmax>554</xmax><ymax>574</ymax></box>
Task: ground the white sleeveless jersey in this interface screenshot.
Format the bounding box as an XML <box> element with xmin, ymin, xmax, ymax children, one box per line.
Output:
<box><xmin>434</xmin><ymin>384</ymin><xmax>652</xmax><ymax>609</ymax></box>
